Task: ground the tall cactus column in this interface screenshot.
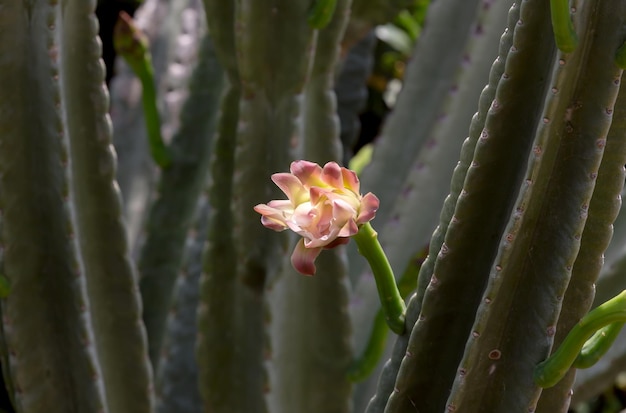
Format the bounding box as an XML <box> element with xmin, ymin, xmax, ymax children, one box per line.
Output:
<box><xmin>0</xmin><ymin>1</ymin><xmax>108</xmax><ymax>412</ymax></box>
<box><xmin>267</xmin><ymin>1</ymin><xmax>354</xmax><ymax>412</ymax></box>
<box><xmin>447</xmin><ymin>0</ymin><xmax>626</xmax><ymax>411</ymax></box>
<box><xmin>59</xmin><ymin>1</ymin><xmax>156</xmax><ymax>412</ymax></box>
<box><xmin>536</xmin><ymin>6</ymin><xmax>626</xmax><ymax>410</ymax></box>
<box><xmin>198</xmin><ymin>1</ymin><xmax>315</xmax><ymax>412</ymax></box>
<box><xmin>196</xmin><ymin>1</ymin><xmax>243</xmax><ymax>412</ymax></box>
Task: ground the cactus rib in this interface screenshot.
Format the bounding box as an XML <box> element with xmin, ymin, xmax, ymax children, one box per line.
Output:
<box><xmin>0</xmin><ymin>1</ymin><xmax>107</xmax><ymax>411</ymax></box>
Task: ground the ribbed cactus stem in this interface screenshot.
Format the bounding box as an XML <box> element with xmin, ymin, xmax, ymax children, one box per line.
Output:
<box><xmin>0</xmin><ymin>1</ymin><xmax>107</xmax><ymax>411</ymax></box>
<box><xmin>364</xmin><ymin>3</ymin><xmax>518</xmax><ymax>411</ymax></box>
<box><xmin>447</xmin><ymin>0</ymin><xmax>625</xmax><ymax>410</ymax></box>
<box><xmin>535</xmin><ymin>12</ymin><xmax>626</xmax><ymax>408</ymax></box>
<box><xmin>267</xmin><ymin>2</ymin><xmax>353</xmax><ymax>412</ymax></box>
<box><xmin>60</xmin><ymin>1</ymin><xmax>156</xmax><ymax>412</ymax></box>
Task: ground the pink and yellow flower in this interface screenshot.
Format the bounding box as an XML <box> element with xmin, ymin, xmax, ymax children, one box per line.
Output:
<box><xmin>254</xmin><ymin>160</ymin><xmax>379</xmax><ymax>275</ymax></box>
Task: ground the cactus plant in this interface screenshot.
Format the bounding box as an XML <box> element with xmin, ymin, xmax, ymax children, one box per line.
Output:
<box><xmin>4</xmin><ymin>0</ymin><xmax>626</xmax><ymax>412</ymax></box>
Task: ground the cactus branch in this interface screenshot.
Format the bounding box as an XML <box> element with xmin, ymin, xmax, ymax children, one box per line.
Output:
<box><xmin>534</xmin><ymin>291</ymin><xmax>626</xmax><ymax>388</ymax></box>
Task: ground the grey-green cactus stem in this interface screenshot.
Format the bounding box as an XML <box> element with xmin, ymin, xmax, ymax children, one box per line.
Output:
<box><xmin>0</xmin><ymin>1</ymin><xmax>107</xmax><ymax>412</ymax></box>
<box><xmin>364</xmin><ymin>2</ymin><xmax>518</xmax><ymax>412</ymax></box>
<box><xmin>60</xmin><ymin>1</ymin><xmax>156</xmax><ymax>412</ymax></box>
<box><xmin>222</xmin><ymin>2</ymin><xmax>315</xmax><ymax>411</ymax></box>
<box><xmin>266</xmin><ymin>2</ymin><xmax>353</xmax><ymax>412</ymax></box>
<box><xmin>196</xmin><ymin>1</ymin><xmax>254</xmax><ymax>412</ymax></box>
<box><xmin>138</xmin><ymin>32</ymin><xmax>224</xmax><ymax>368</ymax></box>
<box><xmin>447</xmin><ymin>0</ymin><xmax>624</xmax><ymax>410</ymax></box>
<box><xmin>385</xmin><ymin>1</ymin><xmax>555</xmax><ymax>411</ymax></box>
<box><xmin>156</xmin><ymin>194</ymin><xmax>209</xmax><ymax>413</ymax></box>
<box><xmin>196</xmin><ymin>86</ymin><xmax>243</xmax><ymax>413</ymax></box>
<box><xmin>536</xmin><ymin>20</ymin><xmax>626</xmax><ymax>410</ymax></box>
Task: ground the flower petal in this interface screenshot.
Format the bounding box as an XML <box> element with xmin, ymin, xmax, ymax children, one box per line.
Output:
<box><xmin>356</xmin><ymin>192</ymin><xmax>380</xmax><ymax>224</ymax></box>
<box><xmin>337</xmin><ymin>218</ymin><xmax>359</xmax><ymax>238</ymax></box>
<box><xmin>286</xmin><ymin>202</ymin><xmax>316</xmax><ymax>234</ymax></box>
<box><xmin>309</xmin><ymin>186</ymin><xmax>328</xmax><ymax>205</ymax></box>
<box><xmin>321</xmin><ymin>162</ymin><xmax>344</xmax><ymax>188</ymax></box>
<box><xmin>271</xmin><ymin>173</ymin><xmax>308</xmax><ymax>205</ymax></box>
<box><xmin>290</xmin><ymin>160</ymin><xmax>324</xmax><ymax>188</ymax></box>
<box><xmin>254</xmin><ymin>202</ymin><xmax>291</xmax><ymax>231</ymax></box>
<box><xmin>341</xmin><ymin>167</ymin><xmax>360</xmax><ymax>194</ymax></box>
<box><xmin>291</xmin><ymin>238</ymin><xmax>322</xmax><ymax>276</ymax></box>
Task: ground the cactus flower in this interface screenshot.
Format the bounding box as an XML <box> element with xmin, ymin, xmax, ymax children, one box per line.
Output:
<box><xmin>254</xmin><ymin>160</ymin><xmax>379</xmax><ymax>275</ymax></box>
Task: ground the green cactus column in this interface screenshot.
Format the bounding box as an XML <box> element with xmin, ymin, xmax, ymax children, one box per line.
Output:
<box><xmin>0</xmin><ymin>1</ymin><xmax>107</xmax><ymax>412</ymax></box>
<box><xmin>267</xmin><ymin>1</ymin><xmax>353</xmax><ymax>412</ymax></box>
<box><xmin>196</xmin><ymin>1</ymin><xmax>253</xmax><ymax>412</ymax></box>
<box><xmin>59</xmin><ymin>1</ymin><xmax>156</xmax><ymax>412</ymax></box>
<box><xmin>535</xmin><ymin>17</ymin><xmax>626</xmax><ymax>410</ymax></box>
<box><xmin>383</xmin><ymin>1</ymin><xmax>556</xmax><ymax>411</ymax></box>
<box><xmin>364</xmin><ymin>2</ymin><xmax>519</xmax><ymax>411</ymax></box>
<box><xmin>446</xmin><ymin>0</ymin><xmax>625</xmax><ymax>411</ymax></box>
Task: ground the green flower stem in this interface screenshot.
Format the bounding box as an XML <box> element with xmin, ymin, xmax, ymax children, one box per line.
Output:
<box><xmin>534</xmin><ymin>290</ymin><xmax>626</xmax><ymax>388</ymax></box>
<box><xmin>550</xmin><ymin>0</ymin><xmax>578</xmax><ymax>53</ymax></box>
<box><xmin>348</xmin><ymin>246</ymin><xmax>426</xmax><ymax>382</ymax></box>
<box><xmin>113</xmin><ymin>11</ymin><xmax>171</xmax><ymax>168</ymax></box>
<box><xmin>353</xmin><ymin>222</ymin><xmax>406</xmax><ymax>335</ymax></box>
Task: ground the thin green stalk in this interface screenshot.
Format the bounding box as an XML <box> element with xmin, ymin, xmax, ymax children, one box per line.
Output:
<box><xmin>352</xmin><ymin>223</ymin><xmax>405</xmax><ymax>335</ymax></box>
<box><xmin>348</xmin><ymin>309</ymin><xmax>389</xmax><ymax>382</ymax></box>
<box><xmin>349</xmin><ymin>247</ymin><xmax>425</xmax><ymax>382</ymax></box>
<box><xmin>550</xmin><ymin>0</ymin><xmax>578</xmax><ymax>52</ymax></box>
<box><xmin>574</xmin><ymin>322</ymin><xmax>625</xmax><ymax>369</ymax></box>
<box><xmin>535</xmin><ymin>291</ymin><xmax>626</xmax><ymax>388</ymax></box>
<box><xmin>114</xmin><ymin>11</ymin><xmax>170</xmax><ymax>168</ymax></box>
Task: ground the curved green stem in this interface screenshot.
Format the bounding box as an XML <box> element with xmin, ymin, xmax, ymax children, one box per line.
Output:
<box><xmin>113</xmin><ymin>11</ymin><xmax>171</xmax><ymax>168</ymax></box>
<box><xmin>574</xmin><ymin>321</ymin><xmax>625</xmax><ymax>369</ymax></box>
<box><xmin>352</xmin><ymin>222</ymin><xmax>406</xmax><ymax>335</ymax></box>
<box><xmin>534</xmin><ymin>290</ymin><xmax>626</xmax><ymax>388</ymax></box>
<box><xmin>550</xmin><ymin>0</ymin><xmax>578</xmax><ymax>53</ymax></box>
<box><xmin>348</xmin><ymin>309</ymin><xmax>389</xmax><ymax>382</ymax></box>
<box><xmin>348</xmin><ymin>246</ymin><xmax>426</xmax><ymax>381</ymax></box>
